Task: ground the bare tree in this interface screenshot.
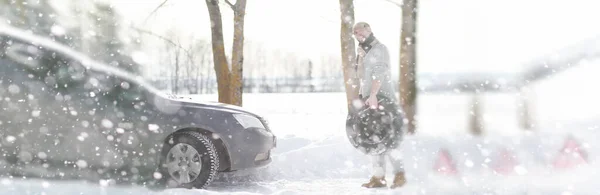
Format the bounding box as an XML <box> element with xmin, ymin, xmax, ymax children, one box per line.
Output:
<box><xmin>285</xmin><ymin>52</ymin><xmax>301</xmax><ymax>92</ymax></box>
<box><xmin>197</xmin><ymin>41</ymin><xmax>210</xmax><ymax>94</ymax></box>
<box><xmin>202</xmin><ymin>50</ymin><xmax>214</xmax><ymax>94</ymax></box>
<box><xmin>143</xmin><ymin>0</ymin><xmax>169</xmax><ymax>24</ymax></box>
<box><xmin>157</xmin><ymin>33</ymin><xmax>175</xmax><ymax>92</ymax></box>
<box><xmin>251</xmin><ymin>43</ymin><xmax>269</xmax><ymax>93</ymax></box>
<box><xmin>163</xmin><ymin>30</ymin><xmax>182</xmax><ymax>93</ymax></box>
<box><xmin>200</xmin><ymin>52</ymin><xmax>208</xmax><ymax>93</ymax></box>
<box><xmin>469</xmin><ymin>93</ymin><xmax>484</xmax><ymax>135</ymax></box>
<box><xmin>518</xmin><ymin>86</ymin><xmax>535</xmax><ymax>131</ymax></box>
<box><xmin>205</xmin><ymin>0</ymin><xmax>247</xmax><ymax>106</ymax></box>
<box><xmin>242</xmin><ymin>41</ymin><xmax>253</xmax><ymax>92</ymax></box>
<box><xmin>255</xmin><ymin>42</ymin><xmax>267</xmax><ymax>92</ymax></box>
<box><xmin>184</xmin><ymin>42</ymin><xmax>197</xmax><ymax>94</ymax></box>
<box><xmin>320</xmin><ymin>55</ymin><xmax>341</xmax><ymax>92</ymax></box>
<box><xmin>182</xmin><ymin>38</ymin><xmax>211</xmax><ymax>94</ymax></box>
<box><xmin>339</xmin><ymin>0</ymin><xmax>359</xmax><ymax>112</ymax></box>
<box><xmin>308</xmin><ymin>60</ymin><xmax>315</xmax><ymax>92</ymax></box>
<box><xmin>172</xmin><ymin>42</ymin><xmax>181</xmax><ymax>93</ymax></box>
<box><xmin>133</xmin><ymin>25</ymin><xmax>203</xmax><ymax>93</ymax></box>
<box><xmin>400</xmin><ymin>0</ymin><xmax>419</xmax><ymax>134</ymax></box>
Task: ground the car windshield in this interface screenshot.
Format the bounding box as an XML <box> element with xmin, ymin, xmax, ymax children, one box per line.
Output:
<box><xmin>0</xmin><ymin>24</ymin><xmax>165</xmax><ymax>100</ymax></box>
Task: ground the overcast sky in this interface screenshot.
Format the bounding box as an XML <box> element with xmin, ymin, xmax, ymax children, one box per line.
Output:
<box><xmin>107</xmin><ymin>0</ymin><xmax>600</xmax><ymax>77</ymax></box>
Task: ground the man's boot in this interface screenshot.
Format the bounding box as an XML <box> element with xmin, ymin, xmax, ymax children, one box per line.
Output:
<box><xmin>390</xmin><ymin>172</ymin><xmax>406</xmax><ymax>189</ymax></box>
<box><xmin>361</xmin><ymin>176</ymin><xmax>387</xmax><ymax>188</ymax></box>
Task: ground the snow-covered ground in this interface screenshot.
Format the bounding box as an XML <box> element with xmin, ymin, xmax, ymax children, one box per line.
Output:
<box><xmin>2</xmin><ymin>88</ymin><xmax>599</xmax><ymax>195</ymax></box>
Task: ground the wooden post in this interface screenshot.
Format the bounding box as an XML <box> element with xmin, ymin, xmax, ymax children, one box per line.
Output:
<box><xmin>518</xmin><ymin>86</ymin><xmax>536</xmax><ymax>131</ymax></box>
<box><xmin>469</xmin><ymin>92</ymin><xmax>484</xmax><ymax>135</ymax></box>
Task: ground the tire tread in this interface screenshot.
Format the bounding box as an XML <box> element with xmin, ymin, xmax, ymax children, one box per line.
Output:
<box><xmin>170</xmin><ymin>131</ymin><xmax>219</xmax><ymax>189</ymax></box>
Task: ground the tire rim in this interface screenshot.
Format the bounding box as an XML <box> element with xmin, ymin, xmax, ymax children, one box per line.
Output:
<box><xmin>166</xmin><ymin>143</ymin><xmax>203</xmax><ymax>184</ymax></box>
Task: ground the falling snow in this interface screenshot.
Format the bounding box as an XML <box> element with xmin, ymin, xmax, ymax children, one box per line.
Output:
<box><xmin>0</xmin><ymin>1</ymin><xmax>599</xmax><ymax>194</ymax></box>
<box><xmin>465</xmin><ymin>159</ymin><xmax>474</xmax><ymax>167</ymax></box>
<box><xmin>1</xmin><ymin>179</ymin><xmax>11</xmax><ymax>186</ymax></box>
<box><xmin>101</xmin><ymin>119</ymin><xmax>114</xmax><ymax>129</ymax></box>
<box><xmin>5</xmin><ymin>136</ymin><xmax>16</xmax><ymax>143</ymax></box>
<box><xmin>42</xmin><ymin>181</ymin><xmax>50</xmax><ymax>188</ymax></box>
<box><xmin>148</xmin><ymin>124</ymin><xmax>159</xmax><ymax>133</ymax></box>
<box><xmin>153</xmin><ymin>172</ymin><xmax>162</xmax><ymax>180</ymax></box>
<box><xmin>8</xmin><ymin>84</ymin><xmax>20</xmax><ymax>94</ymax></box>
<box><xmin>37</xmin><ymin>152</ymin><xmax>47</xmax><ymax>159</ymax></box>
<box><xmin>76</xmin><ymin>160</ymin><xmax>88</xmax><ymax>168</ymax></box>
<box><xmin>514</xmin><ymin>165</ymin><xmax>528</xmax><ymax>175</ymax></box>
<box><xmin>31</xmin><ymin>110</ymin><xmax>41</xmax><ymax>117</ymax></box>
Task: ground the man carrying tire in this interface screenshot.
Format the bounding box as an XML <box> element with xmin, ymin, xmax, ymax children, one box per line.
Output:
<box><xmin>353</xmin><ymin>21</ymin><xmax>406</xmax><ymax>189</ymax></box>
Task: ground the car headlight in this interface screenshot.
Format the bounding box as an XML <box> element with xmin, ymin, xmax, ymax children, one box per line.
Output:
<box><xmin>260</xmin><ymin>117</ymin><xmax>270</xmax><ymax>128</ymax></box>
<box><xmin>233</xmin><ymin>113</ymin><xmax>265</xmax><ymax>129</ymax></box>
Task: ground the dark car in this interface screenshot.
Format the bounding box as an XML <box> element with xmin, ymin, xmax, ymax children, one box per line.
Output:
<box><xmin>0</xmin><ymin>25</ymin><xmax>276</xmax><ymax>189</ymax></box>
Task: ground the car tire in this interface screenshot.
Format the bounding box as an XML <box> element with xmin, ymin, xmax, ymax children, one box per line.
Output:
<box><xmin>158</xmin><ymin>131</ymin><xmax>219</xmax><ymax>189</ymax></box>
<box><xmin>345</xmin><ymin>94</ymin><xmax>405</xmax><ymax>155</ymax></box>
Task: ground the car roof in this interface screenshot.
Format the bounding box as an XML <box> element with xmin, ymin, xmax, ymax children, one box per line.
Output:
<box><xmin>0</xmin><ymin>24</ymin><xmax>167</xmax><ymax>99</ymax></box>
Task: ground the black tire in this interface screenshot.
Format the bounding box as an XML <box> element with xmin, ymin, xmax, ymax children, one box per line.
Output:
<box><xmin>158</xmin><ymin>131</ymin><xmax>219</xmax><ymax>189</ymax></box>
<box><xmin>346</xmin><ymin>94</ymin><xmax>405</xmax><ymax>155</ymax></box>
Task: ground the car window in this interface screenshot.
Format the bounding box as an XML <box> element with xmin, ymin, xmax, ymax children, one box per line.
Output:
<box><xmin>1</xmin><ymin>37</ymin><xmax>92</xmax><ymax>94</ymax></box>
<box><xmin>2</xmin><ymin>37</ymin><xmax>51</xmax><ymax>73</ymax></box>
<box><xmin>113</xmin><ymin>79</ymin><xmax>146</xmax><ymax>102</ymax></box>
<box><xmin>2</xmin><ymin>34</ymin><xmax>154</xmax><ymax>115</ymax></box>
<box><xmin>74</xmin><ymin>62</ymin><xmax>151</xmax><ymax>110</ymax></box>
<box><xmin>53</xmin><ymin>57</ymin><xmax>87</xmax><ymax>86</ymax></box>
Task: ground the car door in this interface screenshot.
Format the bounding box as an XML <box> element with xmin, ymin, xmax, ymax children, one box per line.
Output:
<box><xmin>0</xmin><ymin>35</ymin><xmax>94</xmax><ymax>169</ymax></box>
<box><xmin>0</xmin><ymin>36</ymin><xmax>155</xmax><ymax>174</ymax></box>
<box><xmin>1</xmin><ymin>33</ymin><xmax>187</xmax><ymax>182</ymax></box>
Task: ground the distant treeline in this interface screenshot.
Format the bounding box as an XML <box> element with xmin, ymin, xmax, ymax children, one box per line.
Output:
<box><xmin>148</xmin><ymin>73</ymin><xmax>522</xmax><ymax>94</ymax></box>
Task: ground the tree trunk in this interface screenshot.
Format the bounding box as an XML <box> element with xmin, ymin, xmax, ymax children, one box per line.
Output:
<box><xmin>469</xmin><ymin>93</ymin><xmax>483</xmax><ymax>135</ymax></box>
<box><xmin>400</xmin><ymin>0</ymin><xmax>418</xmax><ymax>134</ymax></box>
<box><xmin>203</xmin><ymin>54</ymin><xmax>211</xmax><ymax>94</ymax></box>
<box><xmin>173</xmin><ymin>47</ymin><xmax>180</xmax><ymax>94</ymax></box>
<box><xmin>519</xmin><ymin>86</ymin><xmax>535</xmax><ymax>131</ymax></box>
<box><xmin>205</xmin><ymin>0</ymin><xmax>230</xmax><ymax>103</ymax></box>
<box><xmin>196</xmin><ymin>45</ymin><xmax>205</xmax><ymax>94</ymax></box>
<box><xmin>184</xmin><ymin>45</ymin><xmax>193</xmax><ymax>94</ymax></box>
<box><xmin>229</xmin><ymin>0</ymin><xmax>247</xmax><ymax>106</ymax></box>
<box><xmin>339</xmin><ymin>0</ymin><xmax>359</xmax><ymax>112</ymax></box>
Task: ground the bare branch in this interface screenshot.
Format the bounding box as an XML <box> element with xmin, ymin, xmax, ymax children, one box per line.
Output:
<box><xmin>382</xmin><ymin>0</ymin><xmax>402</xmax><ymax>7</ymax></box>
<box><xmin>317</xmin><ymin>15</ymin><xmax>336</xmax><ymax>24</ymax></box>
<box><xmin>130</xmin><ymin>26</ymin><xmax>195</xmax><ymax>63</ymax></box>
<box><xmin>224</xmin><ymin>0</ymin><xmax>236</xmax><ymax>10</ymax></box>
<box><xmin>143</xmin><ymin>0</ymin><xmax>169</xmax><ymax>24</ymax></box>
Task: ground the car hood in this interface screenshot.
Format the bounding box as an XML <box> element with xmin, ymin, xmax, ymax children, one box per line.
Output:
<box><xmin>168</xmin><ymin>95</ymin><xmax>265</xmax><ymax>118</ymax></box>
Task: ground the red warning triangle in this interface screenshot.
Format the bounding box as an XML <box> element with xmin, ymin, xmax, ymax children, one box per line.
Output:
<box><xmin>552</xmin><ymin>135</ymin><xmax>588</xmax><ymax>169</ymax></box>
<box><xmin>492</xmin><ymin>147</ymin><xmax>518</xmax><ymax>175</ymax></box>
<box><xmin>433</xmin><ymin>149</ymin><xmax>457</xmax><ymax>175</ymax></box>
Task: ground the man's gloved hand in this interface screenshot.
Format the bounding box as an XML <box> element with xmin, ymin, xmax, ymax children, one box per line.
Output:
<box><xmin>357</xmin><ymin>47</ymin><xmax>366</xmax><ymax>58</ymax></box>
<box><xmin>365</xmin><ymin>95</ymin><xmax>378</xmax><ymax>109</ymax></box>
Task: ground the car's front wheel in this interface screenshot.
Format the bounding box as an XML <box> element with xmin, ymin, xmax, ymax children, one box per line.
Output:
<box><xmin>158</xmin><ymin>131</ymin><xmax>219</xmax><ymax>189</ymax></box>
